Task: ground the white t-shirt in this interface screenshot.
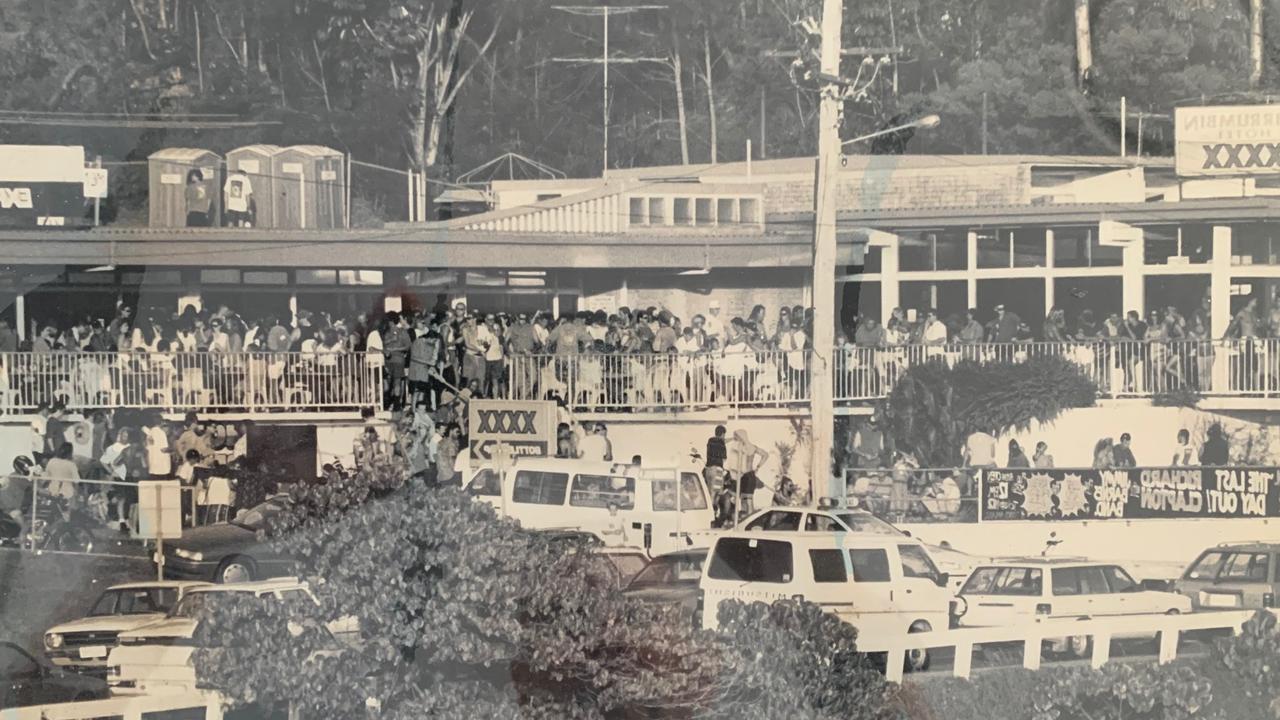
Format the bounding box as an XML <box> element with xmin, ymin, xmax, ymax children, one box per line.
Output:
<box><xmin>924</xmin><ymin>320</ymin><xmax>948</xmax><ymax>345</ymax></box>
<box><xmin>224</xmin><ymin>174</ymin><xmax>253</xmax><ymax>213</ymax></box>
<box><xmin>100</xmin><ymin>442</ymin><xmax>129</xmax><ymax>481</ymax></box>
<box><xmin>30</xmin><ymin>415</ymin><xmax>46</xmax><ymax>454</ymax></box>
<box><xmin>144</xmin><ymin>426</ymin><xmax>172</xmax><ymax>477</ymax></box>
<box><xmin>579</xmin><ymin>433</ymin><xmax>610</xmax><ymax>461</ymax></box>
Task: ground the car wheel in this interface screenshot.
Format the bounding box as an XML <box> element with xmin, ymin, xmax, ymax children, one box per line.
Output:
<box><xmin>1067</xmin><ymin>634</ymin><xmax>1091</xmax><ymax>659</ymax></box>
<box><xmin>217</xmin><ymin>556</ymin><xmax>256</xmax><ymax>584</ymax></box>
<box><xmin>905</xmin><ymin>620</ymin><xmax>932</xmax><ymax>672</ymax></box>
<box><xmin>53</xmin><ymin>526</ymin><xmax>94</xmax><ymax>554</ymax></box>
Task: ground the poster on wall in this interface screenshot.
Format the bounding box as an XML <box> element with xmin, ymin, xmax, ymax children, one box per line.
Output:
<box><xmin>981</xmin><ymin>467</ymin><xmax>1280</xmax><ymax>521</ymax></box>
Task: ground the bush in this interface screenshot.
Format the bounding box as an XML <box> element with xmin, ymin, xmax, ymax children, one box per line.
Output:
<box><xmin>886</xmin><ymin>355</ymin><xmax>1098</xmax><ymax>466</ymax></box>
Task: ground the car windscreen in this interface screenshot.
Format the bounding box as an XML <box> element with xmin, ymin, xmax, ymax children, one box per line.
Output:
<box><xmin>628</xmin><ymin>553</ymin><xmax>706</xmax><ymax>588</ymax></box>
<box><xmin>707</xmin><ymin>538</ymin><xmax>793</xmax><ymax>583</ymax></box>
<box><xmin>1184</xmin><ymin>551</ymin><xmax>1226</xmax><ymax>580</ymax></box>
<box><xmin>232</xmin><ymin>502</ymin><xmax>285</xmax><ymax>531</ymax></box>
<box><xmin>961</xmin><ymin>566</ymin><xmax>1043</xmax><ymax>596</ymax></box>
<box><xmin>88</xmin><ymin>591</ymin><xmax>120</xmax><ymax>617</ymax></box>
<box><xmin>835</xmin><ymin>513</ymin><xmax>902</xmax><ymax>536</ymax></box>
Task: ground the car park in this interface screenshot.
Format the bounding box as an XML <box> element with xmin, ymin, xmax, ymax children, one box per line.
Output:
<box><xmin>954</xmin><ymin>558</ymin><xmax>1192</xmax><ymax>656</ymax></box>
<box><xmin>43</xmin><ymin>581</ymin><xmax>209</xmax><ymax>674</ymax></box>
<box><xmin>160</xmin><ymin>496</ymin><xmax>295</xmax><ymax>583</ymax></box>
<box><xmin>699</xmin><ymin>531</ymin><xmax>952</xmax><ymax>669</ymax></box>
<box><xmin>465</xmin><ymin>458</ymin><xmax>714</xmax><ymax>555</ymax></box>
<box><xmin>730</xmin><ymin>506</ymin><xmax>985</xmax><ymax>591</ymax></box>
<box><xmin>106</xmin><ymin>579</ymin><xmax>321</xmax><ymax>696</ymax></box>
<box><xmin>1175</xmin><ymin>542</ymin><xmax>1279</xmax><ymax>610</ymax></box>
<box><xmin>622</xmin><ymin>549</ymin><xmax>708</xmax><ymax>625</ymax></box>
<box><xmin>0</xmin><ymin>640</ymin><xmax>108</xmax><ymax>708</ymax></box>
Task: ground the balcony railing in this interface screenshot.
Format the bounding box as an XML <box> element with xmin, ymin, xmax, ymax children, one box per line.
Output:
<box><xmin>1</xmin><ymin>339</ymin><xmax>1276</xmax><ymax>414</ymax></box>
<box><xmin>0</xmin><ymin>351</ymin><xmax>382</xmax><ymax>413</ymax></box>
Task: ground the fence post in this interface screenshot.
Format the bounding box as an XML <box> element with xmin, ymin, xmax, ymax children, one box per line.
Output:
<box><xmin>1157</xmin><ymin>626</ymin><xmax>1179</xmax><ymax>664</ymax></box>
<box><xmin>1021</xmin><ymin>632</ymin><xmax>1042</xmax><ymax>671</ymax></box>
<box><xmin>954</xmin><ymin>640</ymin><xmax>974</xmax><ymax>679</ymax></box>
<box><xmin>1090</xmin><ymin>631</ymin><xmax>1112</xmax><ymax>669</ymax></box>
<box><xmin>884</xmin><ymin>641</ymin><xmax>905</xmax><ymax>683</ymax></box>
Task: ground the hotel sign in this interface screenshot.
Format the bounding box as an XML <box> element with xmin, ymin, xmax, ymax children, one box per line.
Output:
<box><xmin>1175</xmin><ymin>105</ymin><xmax>1280</xmax><ymax>176</ymax></box>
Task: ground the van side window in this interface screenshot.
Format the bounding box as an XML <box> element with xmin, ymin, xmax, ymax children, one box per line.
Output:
<box><xmin>997</xmin><ymin>568</ymin><xmax>1043</xmax><ymax>596</ymax></box>
<box><xmin>805</xmin><ymin>514</ymin><xmax>841</xmax><ymax>532</ymax></box>
<box><xmin>848</xmin><ymin>549</ymin><xmax>891</xmax><ymax>582</ymax></box>
<box><xmin>467</xmin><ymin>469</ymin><xmax>501</xmax><ymax>497</ymax></box>
<box><xmin>744</xmin><ymin>510</ymin><xmax>802</xmax><ymax>531</ymax></box>
<box><xmin>569</xmin><ymin>474</ymin><xmax>635</xmax><ymax>510</ymax></box>
<box><xmin>809</xmin><ymin>549</ymin><xmax>848</xmax><ymax>583</ymax></box>
<box><xmin>961</xmin><ymin>567</ymin><xmax>1000</xmax><ymax>594</ymax></box>
<box><xmin>1102</xmin><ymin>566</ymin><xmax>1138</xmax><ymax>593</ymax></box>
<box><xmin>1221</xmin><ymin>552</ymin><xmax>1270</xmax><ymax>582</ymax></box>
<box><xmin>1051</xmin><ymin>568</ymin><xmax>1081</xmax><ymax>596</ymax></box>
<box><xmin>897</xmin><ymin>544</ymin><xmax>939</xmax><ymax>581</ymax></box>
<box><xmin>707</xmin><ymin>538</ymin><xmax>793</xmax><ymax>583</ymax></box>
<box><xmin>679</xmin><ymin>473</ymin><xmax>708</xmax><ymax>510</ymax></box>
<box><xmin>652</xmin><ymin>479</ymin><xmax>677</xmax><ymax>511</ymax></box>
<box><xmin>513</xmin><ymin>471</ymin><xmax>569</xmax><ymax>505</ymax></box>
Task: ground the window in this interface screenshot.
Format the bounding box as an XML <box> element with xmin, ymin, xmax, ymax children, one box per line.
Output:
<box><xmin>976</xmin><ymin>229</ymin><xmax>1013</xmax><ymax>269</ymax></box>
<box><xmin>1232</xmin><ymin>223</ymin><xmax>1280</xmax><ymax>265</ymax></box>
<box><xmin>673</xmin><ymin>197</ymin><xmax>692</xmax><ymax>225</ymax></box>
<box><xmin>1102</xmin><ymin>566</ymin><xmax>1138</xmax><ymax>593</ymax></box>
<box><xmin>899</xmin><ymin>230</ymin><xmax>967</xmax><ymax>271</ymax></box>
<box><xmin>805</xmin><ymin>514</ymin><xmax>842</xmax><ymax>532</ymax></box>
<box><xmin>848</xmin><ymin>548</ymin><xmax>892</xmax><ymax>582</ymax></box>
<box><xmin>810</xmin><ymin>549</ymin><xmax>849</xmax><ymax>583</ymax></box>
<box><xmin>629</xmin><ymin>197</ymin><xmax>646</xmax><ymax>224</ymax></box>
<box><xmin>740</xmin><ymin>198</ymin><xmax>760</xmax><ymax>224</ymax></box>
<box><xmin>512</xmin><ymin>471</ymin><xmax>569</xmax><ymax>505</ymax></box>
<box><xmin>297</xmin><ymin>269</ymin><xmax>337</xmax><ymax>285</ymax></box>
<box><xmin>1185</xmin><ymin>552</ymin><xmax>1226</xmax><ymax>580</ymax></box>
<box><xmin>467</xmin><ymin>469</ymin><xmax>501</xmax><ymax>497</ymax></box>
<box><xmin>652</xmin><ymin>479</ymin><xmax>677</xmax><ymax>511</ymax></box>
<box><xmin>89</xmin><ymin>591</ymin><xmax>120</xmax><ymax>617</ymax></box>
<box><xmin>961</xmin><ymin>567</ymin><xmax>1002</xmax><ymax>594</ymax></box>
<box><xmin>898</xmin><ymin>544</ymin><xmax>940</xmax><ymax>581</ymax></box>
<box><xmin>1014</xmin><ymin>228</ymin><xmax>1048</xmax><ymax>268</ymax></box>
<box><xmin>996</xmin><ymin>567</ymin><xmax>1043</xmax><ymax>596</ymax></box>
<box><xmin>567</xmin><ymin>474</ymin><xmax>633</xmax><ymax>509</ymax></box>
<box><xmin>1144</xmin><ymin>225</ymin><xmax>1213</xmax><ymax>265</ymax></box>
<box><xmin>707</xmin><ymin>538</ymin><xmax>793</xmax><ymax>583</ymax></box>
<box><xmin>155</xmin><ymin>588</ymin><xmax>179</xmax><ymax>612</ymax></box>
<box><xmin>744</xmin><ymin>510</ymin><xmax>802</xmax><ymax>532</ymax></box>
<box><xmin>339</xmin><ymin>270</ymin><xmax>384</xmax><ymax>286</ymax></box>
<box><xmin>200</xmin><ymin>269</ymin><xmax>241</xmax><ymax>284</ymax></box>
<box><xmin>835</xmin><ymin>512</ymin><xmax>902</xmax><ymax>536</ymax></box>
<box><xmin>648</xmin><ymin>197</ymin><xmax>667</xmax><ymax>225</ymax></box>
<box><xmin>243</xmin><ymin>271</ymin><xmax>288</xmax><ymax>285</ymax></box>
<box><xmin>628</xmin><ymin>553</ymin><xmax>705</xmax><ymax>587</ymax></box>
<box><xmin>116</xmin><ymin>589</ymin><xmax>162</xmax><ymax>615</ymax></box>
<box><xmin>1078</xmin><ymin>566</ymin><xmax>1111</xmax><ymax>594</ymax></box>
<box><xmin>1220</xmin><ymin>553</ymin><xmax>1270</xmax><ymax>582</ymax></box>
<box><xmin>1053</xmin><ymin>227</ymin><xmax>1123</xmax><ymax>268</ymax></box>
<box><xmin>679</xmin><ymin>473</ymin><xmax>708</xmax><ymax>510</ymax></box>
<box><xmin>695</xmin><ymin>198</ymin><xmax>714</xmax><ymax>225</ymax></box>
<box><xmin>1052</xmin><ymin>568</ymin><xmax>1082</xmax><ymax>596</ymax></box>
<box><xmin>1054</xmin><ymin>567</ymin><xmax>1107</xmax><ymax>595</ymax></box>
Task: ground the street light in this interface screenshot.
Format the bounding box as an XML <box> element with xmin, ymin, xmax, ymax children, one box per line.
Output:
<box><xmin>840</xmin><ymin>114</ymin><xmax>941</xmax><ymax>149</ymax></box>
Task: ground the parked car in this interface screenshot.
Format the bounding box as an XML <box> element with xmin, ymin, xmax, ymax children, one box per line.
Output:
<box><xmin>1175</xmin><ymin>542</ymin><xmax>1280</xmax><ymax>610</ymax></box>
<box><xmin>160</xmin><ymin>496</ymin><xmax>294</xmax><ymax>583</ymax></box>
<box><xmin>43</xmin><ymin>581</ymin><xmax>209</xmax><ymax>674</ymax></box>
<box><xmin>107</xmin><ymin>579</ymin><xmax>325</xmax><ymax>696</ymax></box>
<box><xmin>622</xmin><ymin>549</ymin><xmax>708</xmax><ymax>625</ymax></box>
<box><xmin>699</xmin><ymin>531</ymin><xmax>952</xmax><ymax>670</ymax></box>
<box><xmin>730</xmin><ymin>506</ymin><xmax>984</xmax><ymax>591</ymax></box>
<box><xmin>0</xmin><ymin>640</ymin><xmax>108</xmax><ymax>708</ymax></box>
<box><xmin>954</xmin><ymin>558</ymin><xmax>1192</xmax><ymax>657</ymax></box>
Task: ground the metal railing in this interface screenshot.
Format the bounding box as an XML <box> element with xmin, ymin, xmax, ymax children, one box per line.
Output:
<box><xmin>0</xmin><ymin>351</ymin><xmax>383</xmax><ymax>413</ymax></box>
<box><xmin>837</xmin><ymin>467</ymin><xmax>980</xmax><ymax>524</ymax></box>
<box><xmin>866</xmin><ymin>608</ymin><xmax>1272</xmax><ymax>684</ymax></box>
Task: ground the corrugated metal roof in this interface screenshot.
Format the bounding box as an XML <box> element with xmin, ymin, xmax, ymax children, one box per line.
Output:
<box><xmin>285</xmin><ymin>145</ymin><xmax>342</xmax><ymax>157</ymax></box>
<box><xmin>148</xmin><ymin>147</ymin><xmax>219</xmax><ymax>161</ymax></box>
<box><xmin>228</xmin><ymin>144</ymin><xmax>282</xmax><ymax>156</ymax></box>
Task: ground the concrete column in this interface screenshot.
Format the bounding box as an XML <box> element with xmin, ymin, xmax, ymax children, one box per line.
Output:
<box><xmin>966</xmin><ymin>230</ymin><xmax>979</xmax><ymax>310</ymax></box>
<box><xmin>880</xmin><ymin>240</ymin><xmax>900</xmax><ymax>325</ymax></box>
<box><xmin>1121</xmin><ymin>242</ymin><xmax>1144</xmax><ymax>316</ymax></box>
<box><xmin>619</xmin><ymin>276</ymin><xmax>629</xmax><ymax>309</ymax></box>
<box><xmin>1210</xmin><ymin>225</ymin><xmax>1233</xmax><ymax>394</ymax></box>
<box><xmin>290</xmin><ymin>292</ymin><xmax>300</xmax><ymax>326</ymax></box>
<box><xmin>14</xmin><ymin>293</ymin><xmax>25</xmax><ymax>342</ymax></box>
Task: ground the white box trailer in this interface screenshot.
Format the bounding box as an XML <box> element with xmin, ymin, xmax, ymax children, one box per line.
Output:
<box><xmin>0</xmin><ymin>145</ymin><xmax>87</xmax><ymax>227</ymax></box>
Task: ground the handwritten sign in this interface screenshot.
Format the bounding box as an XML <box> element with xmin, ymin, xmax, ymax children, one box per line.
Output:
<box><xmin>981</xmin><ymin>468</ymin><xmax>1280</xmax><ymax>521</ymax></box>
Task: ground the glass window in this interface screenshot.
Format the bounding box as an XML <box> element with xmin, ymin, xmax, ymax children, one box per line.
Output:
<box><xmin>961</xmin><ymin>567</ymin><xmax>1001</xmax><ymax>594</ymax></box>
<box><xmin>1185</xmin><ymin>551</ymin><xmax>1226</xmax><ymax>580</ymax></box>
<box><xmin>1052</xmin><ymin>568</ymin><xmax>1082</xmax><ymax>596</ymax></box>
<box><xmin>679</xmin><ymin>473</ymin><xmax>708</xmax><ymax>510</ymax></box>
<box><xmin>628</xmin><ymin>553</ymin><xmax>705</xmax><ymax>588</ymax></box>
<box><xmin>1232</xmin><ymin>224</ymin><xmax>1280</xmax><ymax>266</ymax></box>
<box><xmin>744</xmin><ymin>510</ymin><xmax>802</xmax><ymax>532</ymax></box>
<box><xmin>898</xmin><ymin>544</ymin><xmax>940</xmax><ymax>581</ymax></box>
<box><xmin>88</xmin><ymin>591</ymin><xmax>120</xmax><ymax>617</ymax></box>
<box><xmin>899</xmin><ymin>230</ymin><xmax>968</xmax><ymax>271</ymax></box>
<box><xmin>1145</xmin><ymin>225</ymin><xmax>1213</xmax><ymax>265</ymax></box>
<box><xmin>466</xmin><ymin>469</ymin><xmax>501</xmax><ymax>497</ymax></box>
<box><xmin>810</xmin><ymin>549</ymin><xmax>849</xmax><ymax>583</ymax></box>
<box><xmin>1102</xmin><ymin>566</ymin><xmax>1138</xmax><ymax>593</ymax></box>
<box><xmin>934</xmin><ymin>230</ymin><xmax>967</xmax><ymax>270</ymax></box>
<box><xmin>994</xmin><ymin>567</ymin><xmax>1042</xmax><ymax>596</ymax></box>
<box><xmin>673</xmin><ymin>197</ymin><xmax>693</xmax><ymax>225</ymax></box>
<box><xmin>339</xmin><ymin>270</ymin><xmax>384</xmax><ymax>286</ymax></box>
<box><xmin>652</xmin><ymin>479</ymin><xmax>677</xmax><ymax>512</ymax></box>
<box><xmin>154</xmin><ymin>588</ymin><xmax>179</xmax><ymax>612</ymax></box>
<box><xmin>117</xmin><ymin>589</ymin><xmax>162</xmax><ymax>614</ymax></box>
<box><xmin>805</xmin><ymin>514</ymin><xmax>842</xmax><ymax>532</ymax></box>
<box><xmin>835</xmin><ymin>512</ymin><xmax>902</xmax><ymax>536</ymax></box>
<box><xmin>1220</xmin><ymin>553</ymin><xmax>1270</xmax><ymax>582</ymax></box>
<box><xmin>512</xmin><ymin>471</ymin><xmax>569</xmax><ymax>505</ymax></box>
<box><xmin>1053</xmin><ymin>227</ymin><xmax>1089</xmax><ymax>268</ymax></box>
<box><xmin>1143</xmin><ymin>225</ymin><xmax>1181</xmax><ymax>265</ymax></box>
<box><xmin>200</xmin><ymin>269</ymin><xmax>241</xmax><ymax>284</ymax></box>
<box><xmin>976</xmin><ymin>229</ymin><xmax>1012</xmax><ymax>269</ymax></box>
<box><xmin>1013</xmin><ymin>228</ymin><xmax>1048</xmax><ymax>268</ymax></box>
<box><xmin>1182</xmin><ymin>225</ymin><xmax>1214</xmax><ymax>263</ymax></box>
<box><xmin>848</xmin><ymin>548</ymin><xmax>892</xmax><ymax>582</ymax></box>
<box><xmin>629</xmin><ymin>197</ymin><xmax>646</xmax><ymax>225</ymax></box>
<box><xmin>707</xmin><ymin>538</ymin><xmax>793</xmax><ymax>583</ymax></box>
<box><xmin>569</xmin><ymin>474</ymin><xmax>634</xmax><ymax>510</ymax></box>
<box><xmin>297</xmin><ymin>269</ymin><xmax>337</xmax><ymax>285</ymax></box>
<box><xmin>899</xmin><ymin>231</ymin><xmax>934</xmax><ymax>271</ymax></box>
<box><xmin>1078</xmin><ymin>566</ymin><xmax>1111</xmax><ymax>594</ymax></box>
<box><xmin>243</xmin><ymin>271</ymin><xmax>288</xmax><ymax>285</ymax></box>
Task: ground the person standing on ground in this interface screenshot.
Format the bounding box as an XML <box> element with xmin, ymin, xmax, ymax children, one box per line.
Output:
<box><xmin>579</xmin><ymin>423</ymin><xmax>613</xmax><ymax>461</ymax></box>
<box><xmin>1112</xmin><ymin>433</ymin><xmax>1137</xmax><ymax>468</ymax></box>
<box><xmin>435</xmin><ymin>423</ymin><xmax>463</xmax><ymax>486</ymax></box>
<box><xmin>727</xmin><ymin>429</ymin><xmax>769</xmax><ymax>518</ymax></box>
<box><xmin>705</xmin><ymin>425</ymin><xmax>727</xmax><ymax>469</ymax></box>
<box><xmin>223</xmin><ymin>168</ymin><xmax>254</xmax><ymax>227</ymax></box>
<box><xmin>851</xmin><ymin>416</ymin><xmax>886</xmax><ymax>469</ymax></box>
<box><xmin>184</xmin><ymin>169</ymin><xmax>212</xmax><ymax>227</ymax></box>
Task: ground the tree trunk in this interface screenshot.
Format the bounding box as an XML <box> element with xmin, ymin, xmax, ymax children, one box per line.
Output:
<box><xmin>702</xmin><ymin>28</ymin><xmax>717</xmax><ymax>163</ymax></box>
<box><xmin>414</xmin><ymin>42</ymin><xmax>432</xmax><ymax>173</ymax></box>
<box><xmin>239</xmin><ymin>3</ymin><xmax>249</xmax><ymax>70</ymax></box>
<box><xmin>1250</xmin><ymin>0</ymin><xmax>1264</xmax><ymax>89</ymax></box>
<box><xmin>439</xmin><ymin>0</ymin><xmax>466</xmax><ymax>177</ymax></box>
<box><xmin>671</xmin><ymin>29</ymin><xmax>690</xmax><ymax>165</ymax></box>
<box><xmin>1073</xmin><ymin>0</ymin><xmax>1092</xmax><ymax>90</ymax></box>
<box><xmin>194</xmin><ymin>5</ymin><xmax>204</xmax><ymax>93</ymax></box>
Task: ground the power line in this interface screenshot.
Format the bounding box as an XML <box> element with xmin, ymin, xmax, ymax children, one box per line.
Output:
<box><xmin>550</xmin><ymin>5</ymin><xmax>668</xmax><ymax>175</ymax></box>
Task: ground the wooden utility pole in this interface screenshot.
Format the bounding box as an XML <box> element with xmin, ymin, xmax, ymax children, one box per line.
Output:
<box><xmin>1074</xmin><ymin>0</ymin><xmax>1093</xmax><ymax>90</ymax></box>
<box><xmin>551</xmin><ymin>5</ymin><xmax>667</xmax><ymax>174</ymax></box>
<box><xmin>1250</xmin><ymin>0</ymin><xmax>1264</xmax><ymax>90</ymax></box>
<box><xmin>809</xmin><ymin>0</ymin><xmax>843</xmax><ymax>502</ymax></box>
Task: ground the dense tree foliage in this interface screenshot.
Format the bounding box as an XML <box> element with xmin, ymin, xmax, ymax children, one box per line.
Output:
<box><xmin>0</xmin><ymin>0</ymin><xmax>1274</xmax><ymax>205</ymax></box>
<box><xmin>194</xmin><ymin>476</ymin><xmax>903</xmax><ymax>718</ymax></box>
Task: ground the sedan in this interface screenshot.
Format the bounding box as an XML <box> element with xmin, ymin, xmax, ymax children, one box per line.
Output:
<box><xmin>1</xmin><ymin>641</ymin><xmax>107</xmax><ymax>708</ymax></box>
<box><xmin>161</xmin><ymin>497</ymin><xmax>294</xmax><ymax>583</ymax></box>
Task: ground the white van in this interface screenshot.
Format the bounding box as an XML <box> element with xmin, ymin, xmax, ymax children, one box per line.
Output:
<box><xmin>699</xmin><ymin>532</ymin><xmax>952</xmax><ymax>668</ymax></box>
<box><xmin>465</xmin><ymin>458</ymin><xmax>714</xmax><ymax>556</ymax></box>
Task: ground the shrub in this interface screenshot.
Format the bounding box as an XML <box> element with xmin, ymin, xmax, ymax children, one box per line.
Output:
<box><xmin>1210</xmin><ymin>611</ymin><xmax>1280</xmax><ymax>718</ymax></box>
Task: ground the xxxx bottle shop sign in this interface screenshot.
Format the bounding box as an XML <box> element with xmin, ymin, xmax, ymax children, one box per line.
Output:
<box><xmin>981</xmin><ymin>467</ymin><xmax>1280</xmax><ymax>521</ymax></box>
<box><xmin>1175</xmin><ymin>105</ymin><xmax>1280</xmax><ymax>176</ymax></box>
<box><xmin>467</xmin><ymin>399</ymin><xmax>558</xmax><ymax>462</ymax></box>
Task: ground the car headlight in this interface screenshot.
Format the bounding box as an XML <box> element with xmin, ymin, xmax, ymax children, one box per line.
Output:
<box><xmin>45</xmin><ymin>633</ymin><xmax>63</xmax><ymax>649</ymax></box>
<box><xmin>174</xmin><ymin>548</ymin><xmax>204</xmax><ymax>561</ymax></box>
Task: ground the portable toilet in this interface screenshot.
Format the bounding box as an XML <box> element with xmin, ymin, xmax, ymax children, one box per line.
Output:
<box><xmin>271</xmin><ymin>145</ymin><xmax>346</xmax><ymax>230</ymax></box>
<box><xmin>148</xmin><ymin>148</ymin><xmax>221</xmax><ymax>227</ymax></box>
<box><xmin>225</xmin><ymin>144</ymin><xmax>282</xmax><ymax>228</ymax></box>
